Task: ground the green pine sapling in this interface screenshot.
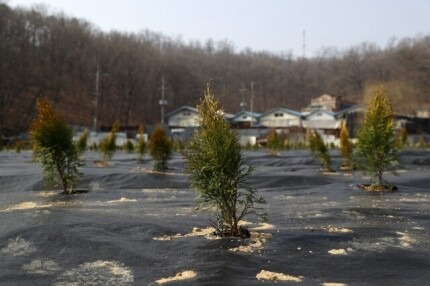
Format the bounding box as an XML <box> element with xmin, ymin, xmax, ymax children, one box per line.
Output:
<box><xmin>30</xmin><ymin>97</ymin><xmax>82</xmax><ymax>194</ymax></box>
<box><xmin>76</xmin><ymin>129</ymin><xmax>89</xmax><ymax>155</ymax></box>
<box><xmin>99</xmin><ymin>121</ymin><xmax>119</xmax><ymax>161</ymax></box>
<box><xmin>307</xmin><ymin>129</ymin><xmax>332</xmax><ymax>172</ymax></box>
<box><xmin>339</xmin><ymin>121</ymin><xmax>353</xmax><ymax>170</ymax></box>
<box><xmin>354</xmin><ymin>85</ymin><xmax>398</xmax><ymax>191</ymax></box>
<box><xmin>136</xmin><ymin>125</ymin><xmax>146</xmax><ymax>163</ymax></box>
<box><xmin>267</xmin><ymin>128</ymin><xmax>281</xmax><ymax>155</ymax></box>
<box><xmin>184</xmin><ymin>82</ymin><xmax>266</xmax><ymax>238</ymax></box>
<box><xmin>148</xmin><ymin>125</ymin><xmax>172</xmax><ymax>171</ymax></box>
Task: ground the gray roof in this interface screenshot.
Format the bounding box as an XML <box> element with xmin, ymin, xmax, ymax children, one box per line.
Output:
<box><xmin>334</xmin><ymin>104</ymin><xmax>364</xmax><ymax>118</ymax></box>
<box><xmin>164</xmin><ymin>106</ymin><xmax>198</xmax><ymax>118</ymax></box>
<box><xmin>230</xmin><ymin>110</ymin><xmax>262</xmax><ymax>121</ymax></box>
<box><xmin>259</xmin><ymin>107</ymin><xmax>303</xmax><ymax>118</ymax></box>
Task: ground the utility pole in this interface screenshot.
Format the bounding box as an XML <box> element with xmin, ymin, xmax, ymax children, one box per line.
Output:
<box><xmin>93</xmin><ymin>64</ymin><xmax>100</xmax><ymax>132</ymax></box>
<box><xmin>159</xmin><ymin>76</ymin><xmax>168</xmax><ymax>124</ymax></box>
<box><xmin>239</xmin><ymin>87</ymin><xmax>248</xmax><ymax>111</ymax></box>
<box><xmin>302</xmin><ymin>30</ymin><xmax>306</xmax><ymax>59</ymax></box>
<box><xmin>250</xmin><ymin>81</ymin><xmax>255</xmax><ymax>127</ymax></box>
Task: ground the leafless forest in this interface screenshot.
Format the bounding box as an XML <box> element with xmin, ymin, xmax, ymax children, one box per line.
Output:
<box><xmin>1</xmin><ymin>3</ymin><xmax>429</xmax><ymax>135</ymax></box>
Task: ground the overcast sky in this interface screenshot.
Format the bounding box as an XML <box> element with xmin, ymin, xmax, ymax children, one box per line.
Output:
<box><xmin>8</xmin><ymin>0</ymin><xmax>430</xmax><ymax>57</ymax></box>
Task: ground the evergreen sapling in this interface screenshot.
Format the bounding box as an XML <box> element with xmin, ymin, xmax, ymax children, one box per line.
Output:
<box><xmin>354</xmin><ymin>86</ymin><xmax>398</xmax><ymax>191</ymax></box>
<box><xmin>184</xmin><ymin>83</ymin><xmax>266</xmax><ymax>237</ymax></box>
<box><xmin>30</xmin><ymin>97</ymin><xmax>82</xmax><ymax>194</ymax></box>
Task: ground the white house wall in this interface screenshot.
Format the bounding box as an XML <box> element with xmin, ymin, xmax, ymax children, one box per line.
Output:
<box><xmin>306</xmin><ymin>111</ymin><xmax>336</xmax><ymax>121</ymax></box>
<box><xmin>260</xmin><ymin>113</ymin><xmax>301</xmax><ymax>127</ymax></box>
<box><xmin>167</xmin><ymin>112</ymin><xmax>199</xmax><ymax>127</ymax></box>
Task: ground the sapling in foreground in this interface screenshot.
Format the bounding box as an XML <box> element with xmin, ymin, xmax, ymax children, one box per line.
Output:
<box><xmin>354</xmin><ymin>85</ymin><xmax>398</xmax><ymax>191</ymax></box>
<box><xmin>184</xmin><ymin>83</ymin><xmax>266</xmax><ymax>237</ymax></box>
<box><xmin>30</xmin><ymin>97</ymin><xmax>82</xmax><ymax>194</ymax></box>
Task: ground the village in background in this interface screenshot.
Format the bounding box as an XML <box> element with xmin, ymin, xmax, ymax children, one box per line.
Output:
<box><xmin>2</xmin><ymin>91</ymin><xmax>430</xmax><ymax>151</ymax></box>
<box><xmin>64</xmin><ymin>92</ymin><xmax>430</xmax><ymax>151</ymax></box>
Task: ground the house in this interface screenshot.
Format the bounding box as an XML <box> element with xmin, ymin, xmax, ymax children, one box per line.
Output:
<box><xmin>259</xmin><ymin>107</ymin><xmax>303</xmax><ymax>128</ymax></box>
<box><xmin>303</xmin><ymin>109</ymin><xmax>343</xmax><ymax>146</ymax></box>
<box><xmin>302</xmin><ymin>94</ymin><xmax>355</xmax><ymax>112</ymax></box>
<box><xmin>302</xmin><ymin>105</ymin><xmax>365</xmax><ymax>145</ymax></box>
<box><xmin>302</xmin><ymin>94</ymin><xmax>341</xmax><ymax>112</ymax></box>
<box><xmin>165</xmin><ymin>106</ymin><xmax>199</xmax><ymax>128</ymax></box>
<box><xmin>334</xmin><ymin>105</ymin><xmax>364</xmax><ymax>137</ymax></box>
<box><xmin>303</xmin><ymin>110</ymin><xmax>341</xmax><ymax>130</ymax></box>
<box><xmin>229</xmin><ymin>111</ymin><xmax>261</xmax><ymax>128</ymax></box>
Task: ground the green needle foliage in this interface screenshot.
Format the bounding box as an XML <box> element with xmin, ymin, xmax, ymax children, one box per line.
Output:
<box><xmin>307</xmin><ymin>129</ymin><xmax>332</xmax><ymax>171</ymax></box>
<box><xmin>136</xmin><ymin>125</ymin><xmax>146</xmax><ymax>163</ymax></box>
<box><xmin>99</xmin><ymin>121</ymin><xmax>119</xmax><ymax>161</ymax></box>
<box><xmin>124</xmin><ymin>140</ymin><xmax>134</xmax><ymax>153</ymax></box>
<box><xmin>354</xmin><ymin>86</ymin><xmax>398</xmax><ymax>189</ymax></box>
<box><xmin>149</xmin><ymin>125</ymin><xmax>172</xmax><ymax>171</ymax></box>
<box><xmin>266</xmin><ymin>128</ymin><xmax>281</xmax><ymax>155</ymax></box>
<box><xmin>396</xmin><ymin>127</ymin><xmax>408</xmax><ymax>149</ymax></box>
<box><xmin>30</xmin><ymin>97</ymin><xmax>82</xmax><ymax>194</ymax></box>
<box><xmin>339</xmin><ymin>121</ymin><xmax>353</xmax><ymax>169</ymax></box>
<box><xmin>76</xmin><ymin>129</ymin><xmax>89</xmax><ymax>155</ymax></box>
<box><xmin>184</xmin><ymin>83</ymin><xmax>266</xmax><ymax>238</ymax></box>
<box><xmin>306</xmin><ymin>128</ymin><xmax>317</xmax><ymax>154</ymax></box>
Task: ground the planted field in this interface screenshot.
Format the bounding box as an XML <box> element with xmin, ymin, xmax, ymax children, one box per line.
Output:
<box><xmin>1</xmin><ymin>150</ymin><xmax>429</xmax><ymax>285</ymax></box>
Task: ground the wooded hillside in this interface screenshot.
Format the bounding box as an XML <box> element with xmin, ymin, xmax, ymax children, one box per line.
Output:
<box><xmin>1</xmin><ymin>3</ymin><xmax>429</xmax><ymax>135</ymax></box>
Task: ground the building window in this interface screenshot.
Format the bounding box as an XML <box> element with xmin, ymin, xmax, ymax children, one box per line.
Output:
<box><xmin>274</xmin><ymin>113</ymin><xmax>284</xmax><ymax>117</ymax></box>
<box><xmin>242</xmin><ymin>116</ymin><xmax>247</xmax><ymax>119</ymax></box>
<box><xmin>183</xmin><ymin>112</ymin><xmax>191</xmax><ymax>116</ymax></box>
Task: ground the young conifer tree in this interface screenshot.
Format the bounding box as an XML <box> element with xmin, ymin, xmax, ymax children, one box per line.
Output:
<box><xmin>339</xmin><ymin>120</ymin><xmax>353</xmax><ymax>169</ymax></box>
<box><xmin>136</xmin><ymin>125</ymin><xmax>146</xmax><ymax>163</ymax></box>
<box><xmin>124</xmin><ymin>140</ymin><xmax>134</xmax><ymax>153</ymax></box>
<box><xmin>306</xmin><ymin>128</ymin><xmax>317</xmax><ymax>155</ymax></box>
<box><xmin>184</xmin><ymin>83</ymin><xmax>266</xmax><ymax>237</ymax></box>
<box><xmin>267</xmin><ymin>128</ymin><xmax>281</xmax><ymax>154</ymax></box>
<box><xmin>354</xmin><ymin>86</ymin><xmax>398</xmax><ymax>190</ymax></box>
<box><xmin>397</xmin><ymin>127</ymin><xmax>408</xmax><ymax>149</ymax></box>
<box><xmin>149</xmin><ymin>125</ymin><xmax>172</xmax><ymax>170</ymax></box>
<box><xmin>307</xmin><ymin>129</ymin><xmax>332</xmax><ymax>171</ymax></box>
<box><xmin>99</xmin><ymin>121</ymin><xmax>119</xmax><ymax>161</ymax></box>
<box><xmin>76</xmin><ymin>129</ymin><xmax>89</xmax><ymax>155</ymax></box>
<box><xmin>30</xmin><ymin>97</ymin><xmax>82</xmax><ymax>194</ymax></box>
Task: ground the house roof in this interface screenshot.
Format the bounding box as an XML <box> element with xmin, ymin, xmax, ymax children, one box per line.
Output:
<box><xmin>164</xmin><ymin>106</ymin><xmax>198</xmax><ymax>118</ymax></box>
<box><xmin>334</xmin><ymin>104</ymin><xmax>364</xmax><ymax>118</ymax></box>
<box><xmin>230</xmin><ymin>110</ymin><xmax>262</xmax><ymax>121</ymax></box>
<box><xmin>259</xmin><ymin>107</ymin><xmax>303</xmax><ymax>118</ymax></box>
